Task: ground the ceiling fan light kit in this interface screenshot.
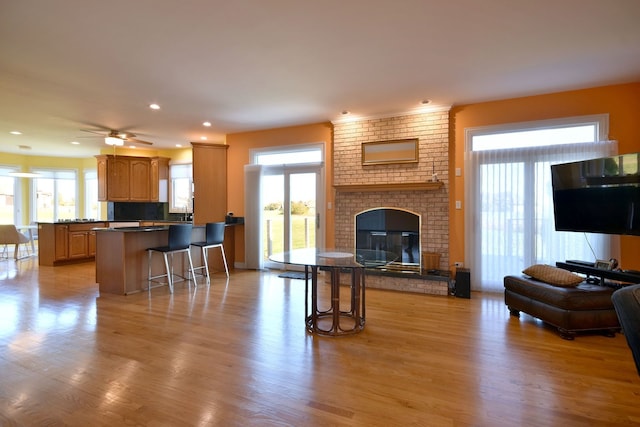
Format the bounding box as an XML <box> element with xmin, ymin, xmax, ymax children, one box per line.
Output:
<box><xmin>105</xmin><ymin>136</ymin><xmax>124</xmax><ymax>146</ymax></box>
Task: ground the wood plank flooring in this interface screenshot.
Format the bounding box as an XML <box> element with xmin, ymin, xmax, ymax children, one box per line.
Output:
<box><xmin>0</xmin><ymin>258</ymin><xmax>639</xmax><ymax>426</ymax></box>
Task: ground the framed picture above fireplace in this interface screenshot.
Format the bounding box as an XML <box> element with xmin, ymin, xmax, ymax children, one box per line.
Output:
<box><xmin>361</xmin><ymin>138</ymin><xmax>418</xmax><ymax>165</ymax></box>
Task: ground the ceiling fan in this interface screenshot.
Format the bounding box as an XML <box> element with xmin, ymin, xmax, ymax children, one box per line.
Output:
<box><xmin>80</xmin><ymin>128</ymin><xmax>154</xmax><ymax>146</ymax></box>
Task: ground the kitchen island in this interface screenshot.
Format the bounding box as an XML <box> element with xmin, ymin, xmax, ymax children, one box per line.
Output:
<box><xmin>95</xmin><ymin>225</ymin><xmax>235</xmax><ymax>295</ymax></box>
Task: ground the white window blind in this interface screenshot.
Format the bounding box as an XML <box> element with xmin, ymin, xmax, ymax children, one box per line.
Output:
<box><xmin>464</xmin><ymin>116</ymin><xmax>617</xmax><ymax>292</ymax></box>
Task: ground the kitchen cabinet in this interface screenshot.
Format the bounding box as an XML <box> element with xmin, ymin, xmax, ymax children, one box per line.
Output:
<box><xmin>150</xmin><ymin>157</ymin><xmax>169</xmax><ymax>202</ymax></box>
<box><xmin>129</xmin><ymin>158</ymin><xmax>151</xmax><ymax>200</ymax></box>
<box><xmin>39</xmin><ymin>222</ymin><xmax>107</xmax><ymax>266</ymax></box>
<box><xmin>69</xmin><ymin>226</ymin><xmax>99</xmax><ymax>259</ymax></box>
<box><xmin>96</xmin><ymin>155</ymin><xmax>169</xmax><ymax>202</ymax></box>
<box><xmin>191</xmin><ymin>142</ymin><xmax>228</xmax><ymax>224</ymax></box>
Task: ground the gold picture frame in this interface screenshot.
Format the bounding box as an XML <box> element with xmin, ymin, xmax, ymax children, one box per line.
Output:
<box><xmin>362</xmin><ymin>138</ymin><xmax>419</xmax><ymax>165</ymax></box>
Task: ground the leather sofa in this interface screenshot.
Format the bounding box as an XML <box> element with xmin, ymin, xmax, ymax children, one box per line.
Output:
<box><xmin>504</xmin><ymin>274</ymin><xmax>620</xmax><ymax>340</ymax></box>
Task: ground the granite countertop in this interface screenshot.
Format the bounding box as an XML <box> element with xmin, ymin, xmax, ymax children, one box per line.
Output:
<box><xmin>41</xmin><ymin>220</ymin><xmax>106</xmax><ymax>224</ymax></box>
<box><xmin>95</xmin><ymin>226</ymin><xmax>170</xmax><ymax>232</ymax></box>
<box><xmin>41</xmin><ymin>220</ymin><xmax>239</xmax><ymax>226</ymax></box>
<box><xmin>96</xmin><ymin>224</ymin><xmax>206</xmax><ymax>232</ymax></box>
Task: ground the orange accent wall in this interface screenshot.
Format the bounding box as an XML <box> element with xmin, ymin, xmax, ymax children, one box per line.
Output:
<box><xmin>450</xmin><ymin>82</ymin><xmax>640</xmax><ymax>270</ymax></box>
<box><xmin>225</xmin><ymin>122</ymin><xmax>334</xmax><ymax>263</ymax></box>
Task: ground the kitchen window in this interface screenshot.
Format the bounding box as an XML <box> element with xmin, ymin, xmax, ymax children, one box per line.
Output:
<box><xmin>32</xmin><ymin>169</ymin><xmax>78</xmax><ymax>222</ymax></box>
<box><xmin>169</xmin><ymin>163</ymin><xmax>193</xmax><ymax>213</ymax></box>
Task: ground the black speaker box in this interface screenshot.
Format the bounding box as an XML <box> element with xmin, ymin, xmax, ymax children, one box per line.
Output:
<box><xmin>455</xmin><ymin>268</ymin><xmax>471</xmax><ymax>299</ymax></box>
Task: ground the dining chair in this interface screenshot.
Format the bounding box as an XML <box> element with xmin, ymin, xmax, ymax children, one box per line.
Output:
<box><xmin>0</xmin><ymin>224</ymin><xmax>31</xmax><ymax>260</ymax></box>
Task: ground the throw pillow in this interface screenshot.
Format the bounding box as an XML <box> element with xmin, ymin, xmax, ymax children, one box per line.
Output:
<box><xmin>522</xmin><ymin>264</ymin><xmax>584</xmax><ymax>287</ymax></box>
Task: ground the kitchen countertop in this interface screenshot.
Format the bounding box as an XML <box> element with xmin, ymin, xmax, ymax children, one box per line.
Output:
<box><xmin>95</xmin><ymin>226</ymin><xmax>171</xmax><ymax>232</ymax></box>
<box><xmin>39</xmin><ymin>220</ymin><xmax>106</xmax><ymax>224</ymax></box>
<box><xmin>38</xmin><ymin>220</ymin><xmax>194</xmax><ymax>225</ymax></box>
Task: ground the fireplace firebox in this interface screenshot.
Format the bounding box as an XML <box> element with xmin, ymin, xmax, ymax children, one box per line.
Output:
<box><xmin>355</xmin><ymin>208</ymin><xmax>420</xmax><ymax>272</ymax></box>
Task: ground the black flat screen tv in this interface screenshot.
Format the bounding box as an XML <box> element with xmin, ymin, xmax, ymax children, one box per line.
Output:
<box><xmin>551</xmin><ymin>152</ymin><xmax>640</xmax><ymax>236</ymax></box>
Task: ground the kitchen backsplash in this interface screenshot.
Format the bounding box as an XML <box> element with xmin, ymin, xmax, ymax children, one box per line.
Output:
<box><xmin>107</xmin><ymin>202</ymin><xmax>185</xmax><ymax>221</ymax></box>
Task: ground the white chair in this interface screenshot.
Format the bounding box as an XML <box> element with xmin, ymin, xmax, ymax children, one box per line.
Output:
<box><xmin>146</xmin><ymin>224</ymin><xmax>196</xmax><ymax>293</ymax></box>
<box><xmin>191</xmin><ymin>222</ymin><xmax>229</xmax><ymax>284</ymax></box>
<box><xmin>0</xmin><ymin>224</ymin><xmax>31</xmax><ymax>259</ymax></box>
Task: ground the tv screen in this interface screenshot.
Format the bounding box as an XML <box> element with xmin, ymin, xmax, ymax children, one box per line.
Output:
<box><xmin>551</xmin><ymin>153</ymin><xmax>640</xmax><ymax>236</ymax></box>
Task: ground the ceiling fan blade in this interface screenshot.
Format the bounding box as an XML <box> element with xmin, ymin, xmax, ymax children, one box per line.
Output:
<box><xmin>127</xmin><ymin>137</ymin><xmax>154</xmax><ymax>146</ymax></box>
<box><xmin>80</xmin><ymin>128</ymin><xmax>107</xmax><ymax>136</ymax></box>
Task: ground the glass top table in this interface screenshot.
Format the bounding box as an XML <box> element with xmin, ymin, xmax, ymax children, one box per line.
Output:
<box><xmin>269</xmin><ymin>248</ymin><xmax>398</xmax><ymax>269</ymax></box>
<box><xmin>270</xmin><ymin>248</ymin><xmax>398</xmax><ymax>336</ymax></box>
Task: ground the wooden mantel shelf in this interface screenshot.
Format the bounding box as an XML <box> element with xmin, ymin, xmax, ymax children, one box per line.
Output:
<box><xmin>333</xmin><ymin>181</ymin><xmax>444</xmax><ymax>192</ymax></box>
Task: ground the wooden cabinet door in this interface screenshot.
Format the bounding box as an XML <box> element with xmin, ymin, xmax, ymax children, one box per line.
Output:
<box><xmin>88</xmin><ymin>231</ymin><xmax>97</xmax><ymax>256</ymax></box>
<box><xmin>192</xmin><ymin>143</ymin><xmax>228</xmax><ymax>224</ymax></box>
<box><xmin>54</xmin><ymin>225</ymin><xmax>68</xmax><ymax>260</ymax></box>
<box><xmin>129</xmin><ymin>158</ymin><xmax>151</xmax><ymax>201</ymax></box>
<box><xmin>96</xmin><ymin>156</ymin><xmax>108</xmax><ymax>201</ymax></box>
<box><xmin>150</xmin><ymin>158</ymin><xmax>159</xmax><ymax>201</ymax></box>
<box><xmin>68</xmin><ymin>231</ymin><xmax>88</xmax><ymax>259</ymax></box>
<box><xmin>150</xmin><ymin>157</ymin><xmax>169</xmax><ymax>202</ymax></box>
<box><xmin>107</xmin><ymin>157</ymin><xmax>131</xmax><ymax>201</ymax></box>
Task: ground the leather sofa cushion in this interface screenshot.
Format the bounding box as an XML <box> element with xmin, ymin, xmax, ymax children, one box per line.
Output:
<box><xmin>504</xmin><ymin>275</ymin><xmax>615</xmax><ymax>311</ymax></box>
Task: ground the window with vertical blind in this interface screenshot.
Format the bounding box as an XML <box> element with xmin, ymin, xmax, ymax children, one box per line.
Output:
<box><xmin>464</xmin><ymin>115</ymin><xmax>617</xmax><ymax>292</ymax></box>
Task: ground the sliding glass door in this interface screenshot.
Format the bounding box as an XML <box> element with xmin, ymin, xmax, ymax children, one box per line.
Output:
<box><xmin>262</xmin><ymin>166</ymin><xmax>320</xmax><ymax>269</ymax></box>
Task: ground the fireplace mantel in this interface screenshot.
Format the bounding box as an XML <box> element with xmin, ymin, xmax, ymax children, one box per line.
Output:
<box><xmin>334</xmin><ymin>181</ymin><xmax>443</xmax><ymax>192</ymax></box>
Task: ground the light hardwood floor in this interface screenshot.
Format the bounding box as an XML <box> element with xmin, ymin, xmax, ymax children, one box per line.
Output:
<box><xmin>1</xmin><ymin>258</ymin><xmax>639</xmax><ymax>426</ymax></box>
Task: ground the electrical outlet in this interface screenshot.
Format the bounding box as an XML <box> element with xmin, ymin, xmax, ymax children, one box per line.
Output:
<box><xmin>454</xmin><ymin>262</ymin><xmax>464</xmax><ymax>268</ymax></box>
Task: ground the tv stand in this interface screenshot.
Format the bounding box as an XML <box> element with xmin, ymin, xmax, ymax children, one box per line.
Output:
<box><xmin>557</xmin><ymin>261</ymin><xmax>640</xmax><ymax>286</ymax></box>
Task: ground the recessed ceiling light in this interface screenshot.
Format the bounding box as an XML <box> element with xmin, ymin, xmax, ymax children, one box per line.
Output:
<box><xmin>10</xmin><ymin>131</ymin><xmax>22</xmax><ymax>135</ymax></box>
<box><xmin>203</xmin><ymin>121</ymin><xmax>211</xmax><ymax>127</ymax></box>
<box><xmin>18</xmin><ymin>145</ymin><xmax>31</xmax><ymax>150</ymax></box>
<box><xmin>341</xmin><ymin>110</ymin><xmax>350</xmax><ymax>115</ymax></box>
<box><xmin>149</xmin><ymin>103</ymin><xmax>160</xmax><ymax>110</ymax></box>
<box><xmin>176</xmin><ymin>144</ymin><xmax>183</xmax><ymax>148</ymax></box>
<box><xmin>71</xmin><ymin>141</ymin><xmax>80</xmax><ymax>145</ymax></box>
<box><xmin>200</xmin><ymin>136</ymin><xmax>207</xmax><ymax>140</ymax></box>
<box><xmin>421</xmin><ymin>99</ymin><xmax>431</xmax><ymax>105</ymax></box>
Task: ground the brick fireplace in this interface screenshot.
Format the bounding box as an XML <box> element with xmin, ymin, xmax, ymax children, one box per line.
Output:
<box><xmin>332</xmin><ymin>109</ymin><xmax>450</xmax><ymax>295</ymax></box>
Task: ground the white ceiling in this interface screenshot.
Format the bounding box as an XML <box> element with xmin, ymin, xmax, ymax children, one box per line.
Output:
<box><xmin>1</xmin><ymin>0</ymin><xmax>640</xmax><ymax>158</ymax></box>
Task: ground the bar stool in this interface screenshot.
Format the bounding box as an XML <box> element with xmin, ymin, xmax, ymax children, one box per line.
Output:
<box><xmin>147</xmin><ymin>224</ymin><xmax>196</xmax><ymax>293</ymax></box>
<box><xmin>191</xmin><ymin>222</ymin><xmax>229</xmax><ymax>284</ymax></box>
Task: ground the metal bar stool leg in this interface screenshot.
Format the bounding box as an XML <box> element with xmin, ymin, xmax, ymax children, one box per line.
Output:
<box><xmin>202</xmin><ymin>247</ymin><xmax>211</xmax><ymax>285</ymax></box>
<box><xmin>164</xmin><ymin>252</ymin><xmax>174</xmax><ymax>293</ymax></box>
<box><xmin>186</xmin><ymin>248</ymin><xmax>196</xmax><ymax>285</ymax></box>
<box><xmin>219</xmin><ymin>245</ymin><xmax>230</xmax><ymax>277</ymax></box>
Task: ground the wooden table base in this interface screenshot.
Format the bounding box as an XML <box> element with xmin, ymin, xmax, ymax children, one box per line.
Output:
<box><xmin>304</xmin><ymin>265</ymin><xmax>366</xmax><ymax>336</ymax></box>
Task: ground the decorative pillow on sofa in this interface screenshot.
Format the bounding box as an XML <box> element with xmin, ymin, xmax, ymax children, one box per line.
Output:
<box><xmin>522</xmin><ymin>264</ymin><xmax>584</xmax><ymax>287</ymax></box>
